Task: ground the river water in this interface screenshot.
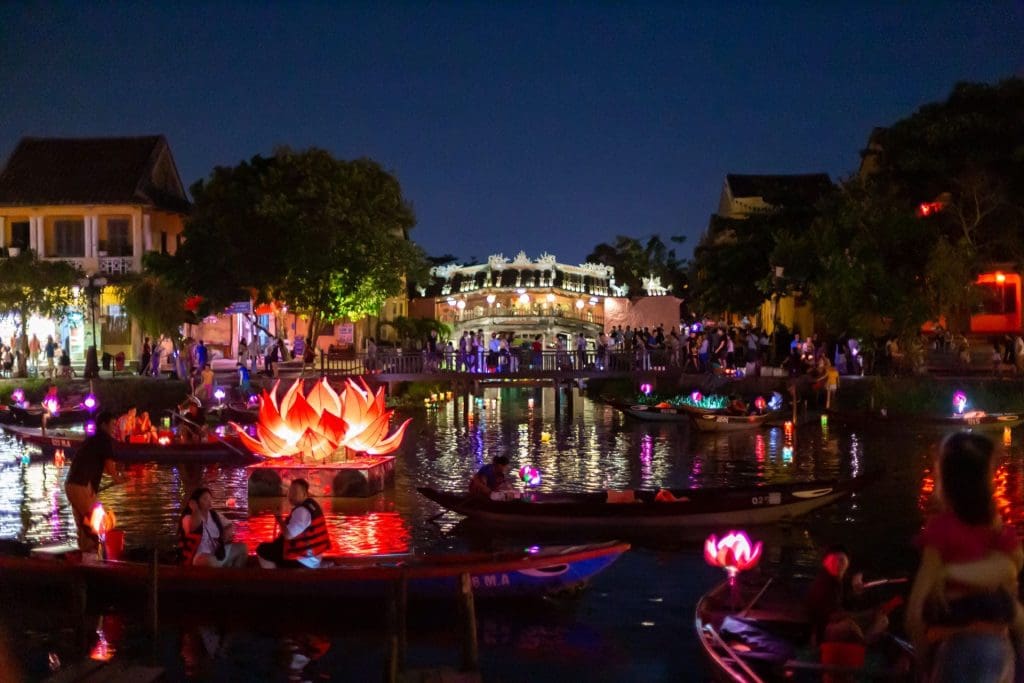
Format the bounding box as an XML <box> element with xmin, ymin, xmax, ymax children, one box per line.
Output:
<box><xmin>2</xmin><ymin>387</ymin><xmax>1021</xmax><ymax>681</ymax></box>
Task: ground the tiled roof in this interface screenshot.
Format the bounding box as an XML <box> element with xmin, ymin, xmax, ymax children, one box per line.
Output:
<box><xmin>726</xmin><ymin>173</ymin><xmax>833</xmax><ymax>207</ymax></box>
<box><xmin>0</xmin><ymin>136</ymin><xmax>191</xmax><ymax>213</ymax></box>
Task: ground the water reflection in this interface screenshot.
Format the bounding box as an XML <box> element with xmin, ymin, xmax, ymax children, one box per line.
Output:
<box><xmin>4</xmin><ymin>387</ymin><xmax>1021</xmax><ymax>680</ymax></box>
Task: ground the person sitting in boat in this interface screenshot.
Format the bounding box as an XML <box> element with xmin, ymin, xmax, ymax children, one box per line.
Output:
<box><xmin>133</xmin><ymin>411</ymin><xmax>157</xmax><ymax>443</ymax></box>
<box><xmin>180</xmin><ymin>487</ymin><xmax>247</xmax><ymax>568</ymax></box>
<box><xmin>177</xmin><ymin>396</ymin><xmax>207</xmax><ymax>444</ymax></box>
<box><xmin>804</xmin><ymin>545</ymin><xmax>887</xmax><ymax>647</ymax></box>
<box><xmin>113</xmin><ymin>406</ymin><xmax>137</xmax><ymax>443</ymax></box>
<box><xmin>725</xmin><ymin>397</ymin><xmax>748</xmax><ymax>416</ymax></box>
<box><xmin>256</xmin><ymin>479</ymin><xmax>331</xmax><ymax>569</ymax></box>
<box><xmin>469</xmin><ymin>455</ymin><xmax>511</xmax><ymax>498</ymax></box>
<box><xmin>43</xmin><ymin>383</ymin><xmax>59</xmax><ymax>408</ymax></box>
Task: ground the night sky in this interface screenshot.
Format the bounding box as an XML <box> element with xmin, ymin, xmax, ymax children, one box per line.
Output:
<box><xmin>1</xmin><ymin>3</ymin><xmax>1021</xmax><ymax>264</ymax></box>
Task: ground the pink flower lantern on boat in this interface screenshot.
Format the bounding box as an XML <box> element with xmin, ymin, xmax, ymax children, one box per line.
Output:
<box><xmin>691</xmin><ymin>391</ymin><xmax>703</xmax><ymax>403</ymax></box>
<box><xmin>953</xmin><ymin>391</ymin><xmax>968</xmax><ymax>415</ymax></box>
<box><xmin>518</xmin><ymin>465</ymin><xmax>542</xmax><ymax>486</ymax></box>
<box><xmin>704</xmin><ymin>530</ymin><xmax>763</xmax><ymax>580</ymax></box>
<box><xmin>83</xmin><ymin>393</ymin><xmax>97</xmax><ymax>411</ymax></box>
<box><xmin>640</xmin><ymin>383</ymin><xmax>653</xmax><ymax>396</ymax></box>
<box><xmin>42</xmin><ymin>397</ymin><xmax>59</xmax><ymax>416</ymax></box>
<box><xmin>753</xmin><ymin>396</ymin><xmax>767</xmax><ymax>413</ymax></box>
<box><xmin>11</xmin><ymin>388</ymin><xmax>25</xmax><ymax>406</ymax></box>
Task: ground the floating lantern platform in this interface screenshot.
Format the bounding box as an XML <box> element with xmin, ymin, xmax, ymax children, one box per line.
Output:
<box><xmin>248</xmin><ymin>455</ymin><xmax>396</xmax><ymax>498</ymax></box>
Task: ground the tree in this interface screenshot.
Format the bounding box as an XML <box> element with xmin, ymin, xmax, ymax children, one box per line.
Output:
<box><xmin>163</xmin><ymin>148</ymin><xmax>429</xmax><ymax>344</ymax></box>
<box><xmin>585</xmin><ymin>234</ymin><xmax>687</xmax><ymax>296</ymax></box>
<box><xmin>119</xmin><ymin>269</ymin><xmax>192</xmax><ymax>348</ymax></box>
<box><xmin>0</xmin><ymin>252</ymin><xmax>82</xmax><ymax>377</ymax></box>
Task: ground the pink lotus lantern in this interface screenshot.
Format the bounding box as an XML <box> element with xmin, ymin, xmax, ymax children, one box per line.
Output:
<box><xmin>691</xmin><ymin>391</ymin><xmax>703</xmax><ymax>403</ymax></box>
<box><xmin>83</xmin><ymin>393</ymin><xmax>97</xmax><ymax>411</ymax></box>
<box><xmin>640</xmin><ymin>383</ymin><xmax>653</xmax><ymax>396</ymax></box>
<box><xmin>953</xmin><ymin>391</ymin><xmax>968</xmax><ymax>415</ymax></box>
<box><xmin>233</xmin><ymin>377</ymin><xmax>411</xmax><ymax>463</ymax></box>
<box><xmin>42</xmin><ymin>397</ymin><xmax>59</xmax><ymax>416</ymax></box>
<box><xmin>704</xmin><ymin>530</ymin><xmax>763</xmax><ymax>580</ymax></box>
<box><xmin>11</xmin><ymin>388</ymin><xmax>25</xmax><ymax>406</ymax></box>
<box><xmin>753</xmin><ymin>396</ymin><xmax>767</xmax><ymax>413</ymax></box>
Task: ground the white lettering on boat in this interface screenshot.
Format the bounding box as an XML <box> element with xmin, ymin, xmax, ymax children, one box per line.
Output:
<box><xmin>471</xmin><ymin>573</ymin><xmax>512</xmax><ymax>588</ymax></box>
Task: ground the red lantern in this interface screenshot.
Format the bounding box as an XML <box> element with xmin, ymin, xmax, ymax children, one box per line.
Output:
<box><xmin>704</xmin><ymin>531</ymin><xmax>763</xmax><ymax>579</ymax></box>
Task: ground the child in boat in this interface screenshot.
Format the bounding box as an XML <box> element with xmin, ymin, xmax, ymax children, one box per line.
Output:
<box><xmin>906</xmin><ymin>432</ymin><xmax>1024</xmax><ymax>681</ymax></box>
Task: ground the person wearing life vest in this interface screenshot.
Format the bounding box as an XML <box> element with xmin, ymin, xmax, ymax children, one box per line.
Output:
<box><xmin>179</xmin><ymin>487</ymin><xmax>247</xmax><ymax>567</ymax></box>
<box><xmin>256</xmin><ymin>479</ymin><xmax>330</xmax><ymax>569</ymax></box>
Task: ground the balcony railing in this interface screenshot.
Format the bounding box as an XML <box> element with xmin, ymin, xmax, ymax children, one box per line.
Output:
<box><xmin>319</xmin><ymin>348</ymin><xmax>668</xmax><ymax>375</ymax></box>
<box><xmin>99</xmin><ymin>256</ymin><xmax>135</xmax><ymax>275</ymax></box>
<box><xmin>439</xmin><ymin>308</ymin><xmax>604</xmax><ymax>326</ymax></box>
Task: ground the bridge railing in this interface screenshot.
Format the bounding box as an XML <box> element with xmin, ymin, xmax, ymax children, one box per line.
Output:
<box><xmin>320</xmin><ymin>348</ymin><xmax>678</xmax><ymax>376</ymax></box>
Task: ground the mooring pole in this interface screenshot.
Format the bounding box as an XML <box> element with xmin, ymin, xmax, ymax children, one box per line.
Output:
<box><xmin>459</xmin><ymin>572</ymin><xmax>479</xmax><ymax>671</ymax></box>
<box><xmin>149</xmin><ymin>548</ymin><xmax>159</xmax><ymax>636</ymax></box>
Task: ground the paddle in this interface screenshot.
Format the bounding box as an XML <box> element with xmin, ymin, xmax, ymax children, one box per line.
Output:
<box><xmin>166</xmin><ymin>409</ymin><xmax>252</xmax><ymax>461</ymax></box>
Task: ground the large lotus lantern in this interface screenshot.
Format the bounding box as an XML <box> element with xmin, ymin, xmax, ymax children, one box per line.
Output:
<box><xmin>704</xmin><ymin>530</ymin><xmax>763</xmax><ymax>580</ymax></box>
<box><xmin>233</xmin><ymin>378</ymin><xmax>411</xmax><ymax>463</ymax></box>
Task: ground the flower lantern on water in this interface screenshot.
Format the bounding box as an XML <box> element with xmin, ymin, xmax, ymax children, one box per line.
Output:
<box><xmin>953</xmin><ymin>391</ymin><xmax>968</xmax><ymax>415</ymax></box>
<box><xmin>233</xmin><ymin>378</ymin><xmax>411</xmax><ymax>463</ymax></box>
<box><xmin>640</xmin><ymin>383</ymin><xmax>653</xmax><ymax>397</ymax></box>
<box><xmin>704</xmin><ymin>530</ymin><xmax>763</xmax><ymax>580</ymax></box>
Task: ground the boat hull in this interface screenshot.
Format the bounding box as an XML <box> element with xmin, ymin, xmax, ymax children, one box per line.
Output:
<box><xmin>825</xmin><ymin>409</ymin><xmax>1023</xmax><ymax>431</ymax></box>
<box><xmin>0</xmin><ymin>542</ymin><xmax>629</xmax><ymax>601</ymax></box>
<box><xmin>418</xmin><ymin>475</ymin><xmax>873</xmax><ymax>530</ymax></box>
<box><xmin>694</xmin><ymin>413</ymin><xmax>769</xmax><ymax>432</ymax></box>
<box><xmin>0</xmin><ymin>424</ymin><xmax>260</xmax><ymax>466</ymax></box>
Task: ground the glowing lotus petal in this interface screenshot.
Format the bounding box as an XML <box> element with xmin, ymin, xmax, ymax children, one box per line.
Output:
<box><xmin>240</xmin><ymin>378</ymin><xmax>408</xmax><ymax>461</ymax></box>
<box><xmin>307</xmin><ymin>378</ymin><xmax>341</xmax><ymax>417</ymax></box>
<box><xmin>316</xmin><ymin>408</ymin><xmax>347</xmax><ymax>445</ymax></box>
<box><xmin>704</xmin><ymin>531</ymin><xmax>762</xmax><ymax>574</ymax></box>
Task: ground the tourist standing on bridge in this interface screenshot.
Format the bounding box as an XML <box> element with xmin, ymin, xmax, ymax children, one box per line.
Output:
<box><xmin>576</xmin><ymin>333</ymin><xmax>587</xmax><ymax>369</ymax></box>
<box><xmin>597</xmin><ymin>331</ymin><xmax>609</xmax><ymax>370</ymax></box>
<box><xmin>532</xmin><ymin>335</ymin><xmax>543</xmax><ymax>369</ymax></box>
<box><xmin>458</xmin><ymin>332</ymin><xmax>469</xmax><ymax>371</ymax></box>
<box><xmin>476</xmin><ymin>330</ymin><xmax>485</xmax><ymax>371</ymax></box>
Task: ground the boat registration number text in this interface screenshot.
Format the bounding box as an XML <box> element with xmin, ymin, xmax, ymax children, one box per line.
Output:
<box><xmin>471</xmin><ymin>573</ymin><xmax>512</xmax><ymax>588</ymax></box>
<box><xmin>751</xmin><ymin>493</ymin><xmax>782</xmax><ymax>506</ymax></box>
<box><xmin>49</xmin><ymin>439</ymin><xmax>73</xmax><ymax>448</ymax></box>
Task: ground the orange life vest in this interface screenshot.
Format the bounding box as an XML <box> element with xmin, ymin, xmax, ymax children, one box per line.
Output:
<box><xmin>179</xmin><ymin>510</ymin><xmax>223</xmax><ymax>564</ymax></box>
<box><xmin>283</xmin><ymin>498</ymin><xmax>331</xmax><ymax>560</ymax></box>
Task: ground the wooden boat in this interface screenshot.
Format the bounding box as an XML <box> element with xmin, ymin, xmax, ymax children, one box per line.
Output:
<box><xmin>696</xmin><ymin>576</ymin><xmax>913</xmax><ymax>682</ymax></box>
<box><xmin>0</xmin><ymin>540</ymin><xmax>629</xmax><ymax>601</ymax></box>
<box><xmin>694</xmin><ymin>412</ymin><xmax>770</xmax><ymax>433</ymax></box>
<box><xmin>619</xmin><ymin>403</ymin><xmax>697</xmax><ymax>421</ymax></box>
<box><xmin>0</xmin><ymin>423</ymin><xmax>261</xmax><ymax>466</ymax></box>
<box><xmin>825</xmin><ymin>408</ymin><xmax>1023</xmax><ymax>431</ymax></box>
<box><xmin>0</xmin><ymin>403</ymin><xmax>91</xmax><ymax>427</ymax></box>
<box><xmin>418</xmin><ymin>474</ymin><xmax>874</xmax><ymax>530</ymax></box>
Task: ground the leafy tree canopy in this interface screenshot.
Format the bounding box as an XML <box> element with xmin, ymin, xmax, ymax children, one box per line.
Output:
<box><xmin>0</xmin><ymin>252</ymin><xmax>82</xmax><ymax>376</ymax></box>
<box><xmin>161</xmin><ymin>148</ymin><xmax>429</xmax><ymax>341</ymax></box>
<box><xmin>585</xmin><ymin>234</ymin><xmax>687</xmax><ymax>297</ymax></box>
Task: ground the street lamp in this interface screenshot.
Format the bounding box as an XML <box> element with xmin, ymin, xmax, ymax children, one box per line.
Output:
<box><xmin>996</xmin><ymin>272</ymin><xmax>1007</xmax><ymax>314</ymax></box>
<box><xmin>79</xmin><ymin>275</ymin><xmax>107</xmax><ymax>378</ymax></box>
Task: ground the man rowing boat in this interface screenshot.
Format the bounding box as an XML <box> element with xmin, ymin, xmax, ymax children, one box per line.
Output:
<box><xmin>256</xmin><ymin>479</ymin><xmax>330</xmax><ymax>569</ymax></box>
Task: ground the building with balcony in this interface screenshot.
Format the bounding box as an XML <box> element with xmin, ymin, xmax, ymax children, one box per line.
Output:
<box><xmin>410</xmin><ymin>251</ymin><xmax>682</xmax><ymax>345</ymax></box>
<box><xmin>0</xmin><ymin>136</ymin><xmax>190</xmax><ymax>362</ymax></box>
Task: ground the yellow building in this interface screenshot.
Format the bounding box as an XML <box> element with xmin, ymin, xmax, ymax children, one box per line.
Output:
<box><xmin>707</xmin><ymin>173</ymin><xmax>832</xmax><ymax>336</ymax></box>
<box><xmin>0</xmin><ymin>136</ymin><xmax>190</xmax><ymax>363</ymax></box>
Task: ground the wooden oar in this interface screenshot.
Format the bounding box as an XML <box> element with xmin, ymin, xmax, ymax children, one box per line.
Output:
<box><xmin>166</xmin><ymin>409</ymin><xmax>252</xmax><ymax>460</ymax></box>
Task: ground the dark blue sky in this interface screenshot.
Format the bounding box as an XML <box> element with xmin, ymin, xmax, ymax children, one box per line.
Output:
<box><xmin>2</xmin><ymin>3</ymin><xmax>1022</xmax><ymax>264</ymax></box>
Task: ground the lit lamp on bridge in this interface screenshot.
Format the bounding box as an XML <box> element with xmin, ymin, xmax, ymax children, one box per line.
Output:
<box><xmin>575</xmin><ymin>299</ymin><xmax>585</xmax><ymax>314</ymax></box>
<box><xmin>79</xmin><ymin>275</ymin><xmax>108</xmax><ymax>379</ymax></box>
<box><xmin>997</xmin><ymin>272</ymin><xmax>1007</xmax><ymax>314</ymax></box>
<box><xmin>486</xmin><ymin>294</ymin><xmax>496</xmax><ymax>315</ymax></box>
<box><xmin>456</xmin><ymin>299</ymin><xmax>466</xmax><ymax>318</ymax></box>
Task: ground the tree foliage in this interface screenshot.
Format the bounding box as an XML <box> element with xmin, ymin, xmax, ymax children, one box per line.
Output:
<box><xmin>119</xmin><ymin>269</ymin><xmax>191</xmax><ymax>345</ymax></box>
<box><xmin>161</xmin><ymin>148</ymin><xmax>429</xmax><ymax>342</ymax></box>
<box><xmin>0</xmin><ymin>252</ymin><xmax>82</xmax><ymax>377</ymax></box>
<box><xmin>585</xmin><ymin>234</ymin><xmax>687</xmax><ymax>297</ymax></box>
